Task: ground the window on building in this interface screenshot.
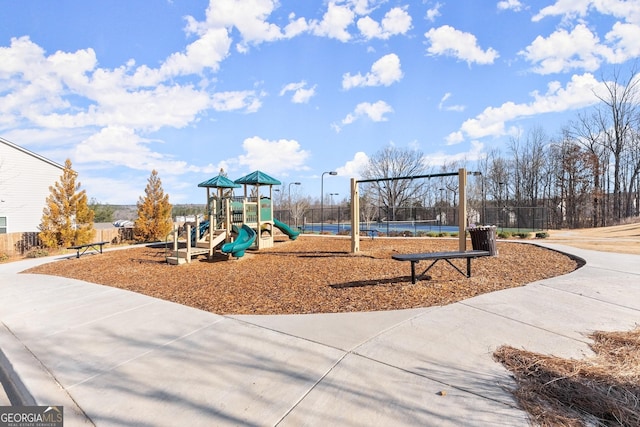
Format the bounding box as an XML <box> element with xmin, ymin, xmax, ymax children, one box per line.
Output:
<box><xmin>0</xmin><ymin>217</ymin><xmax>6</xmax><ymax>234</ymax></box>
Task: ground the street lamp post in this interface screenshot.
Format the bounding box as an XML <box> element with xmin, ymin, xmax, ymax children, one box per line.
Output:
<box><xmin>288</xmin><ymin>182</ymin><xmax>300</xmax><ymax>226</ymax></box>
<box><xmin>321</xmin><ymin>171</ymin><xmax>337</xmax><ymax>233</ymax></box>
<box><xmin>330</xmin><ymin>193</ymin><xmax>339</xmax><ymax>233</ymax></box>
<box><xmin>499</xmin><ymin>182</ymin><xmax>506</xmax><ymax>232</ymax></box>
<box><xmin>439</xmin><ymin>188</ymin><xmax>445</xmax><ymax>233</ymax></box>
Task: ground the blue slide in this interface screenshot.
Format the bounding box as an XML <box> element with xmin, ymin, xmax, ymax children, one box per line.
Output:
<box><xmin>221</xmin><ymin>224</ymin><xmax>257</xmax><ymax>258</ymax></box>
<box><xmin>273</xmin><ymin>218</ymin><xmax>300</xmax><ymax>240</ymax></box>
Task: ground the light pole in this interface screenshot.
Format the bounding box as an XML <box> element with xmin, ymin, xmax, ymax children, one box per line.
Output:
<box><xmin>321</xmin><ymin>171</ymin><xmax>337</xmax><ymax>233</ymax></box>
<box><xmin>499</xmin><ymin>182</ymin><xmax>506</xmax><ymax>232</ymax></box>
<box><xmin>288</xmin><ymin>182</ymin><xmax>300</xmax><ymax>226</ymax></box>
<box><xmin>439</xmin><ymin>188</ymin><xmax>445</xmax><ymax>233</ymax></box>
<box><xmin>330</xmin><ymin>193</ymin><xmax>339</xmax><ymax>233</ymax></box>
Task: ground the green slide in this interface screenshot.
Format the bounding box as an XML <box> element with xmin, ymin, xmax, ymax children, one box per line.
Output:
<box><xmin>221</xmin><ymin>224</ymin><xmax>257</xmax><ymax>257</ymax></box>
<box><xmin>273</xmin><ymin>218</ymin><xmax>300</xmax><ymax>240</ymax></box>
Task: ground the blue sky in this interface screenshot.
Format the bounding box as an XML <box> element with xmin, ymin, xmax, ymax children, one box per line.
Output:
<box><xmin>2</xmin><ymin>0</ymin><xmax>639</xmax><ymax>204</ymax></box>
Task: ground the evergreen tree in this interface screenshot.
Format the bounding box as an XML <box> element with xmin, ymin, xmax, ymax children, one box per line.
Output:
<box><xmin>134</xmin><ymin>170</ymin><xmax>173</xmax><ymax>242</ymax></box>
<box><xmin>89</xmin><ymin>198</ymin><xmax>116</xmax><ymax>223</ymax></box>
<box><xmin>39</xmin><ymin>159</ymin><xmax>95</xmax><ymax>248</ymax></box>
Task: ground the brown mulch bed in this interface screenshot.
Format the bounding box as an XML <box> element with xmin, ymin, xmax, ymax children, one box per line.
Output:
<box><xmin>22</xmin><ymin>236</ymin><xmax>578</xmax><ymax>315</ymax></box>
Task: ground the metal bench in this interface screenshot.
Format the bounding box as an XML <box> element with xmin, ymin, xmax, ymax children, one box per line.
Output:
<box><xmin>392</xmin><ymin>250</ymin><xmax>491</xmax><ymax>283</ymax></box>
<box><xmin>67</xmin><ymin>241</ymin><xmax>109</xmax><ymax>258</ymax></box>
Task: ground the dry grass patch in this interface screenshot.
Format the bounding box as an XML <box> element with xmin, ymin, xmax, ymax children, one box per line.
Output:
<box><xmin>494</xmin><ymin>327</ymin><xmax>640</xmax><ymax>426</ymax></box>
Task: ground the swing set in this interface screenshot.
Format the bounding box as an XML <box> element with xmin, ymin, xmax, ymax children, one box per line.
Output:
<box><xmin>349</xmin><ymin>168</ymin><xmax>476</xmax><ymax>254</ymax></box>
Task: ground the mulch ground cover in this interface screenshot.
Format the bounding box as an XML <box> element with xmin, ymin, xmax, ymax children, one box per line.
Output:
<box><xmin>24</xmin><ymin>235</ymin><xmax>578</xmax><ymax>315</ymax></box>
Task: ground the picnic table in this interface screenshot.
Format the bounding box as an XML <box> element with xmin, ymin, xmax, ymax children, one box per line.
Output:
<box><xmin>67</xmin><ymin>241</ymin><xmax>109</xmax><ymax>258</ymax></box>
<box><xmin>392</xmin><ymin>250</ymin><xmax>491</xmax><ymax>284</ymax></box>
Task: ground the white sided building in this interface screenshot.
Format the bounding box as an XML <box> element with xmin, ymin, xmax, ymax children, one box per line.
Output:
<box><xmin>0</xmin><ymin>136</ymin><xmax>65</xmax><ymax>233</ymax></box>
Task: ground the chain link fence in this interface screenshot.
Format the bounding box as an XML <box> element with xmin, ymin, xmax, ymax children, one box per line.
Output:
<box><xmin>274</xmin><ymin>206</ymin><xmax>549</xmax><ymax>234</ymax></box>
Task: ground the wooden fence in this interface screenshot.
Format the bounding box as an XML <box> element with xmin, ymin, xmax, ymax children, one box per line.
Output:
<box><xmin>0</xmin><ymin>227</ymin><xmax>134</xmax><ymax>256</ymax></box>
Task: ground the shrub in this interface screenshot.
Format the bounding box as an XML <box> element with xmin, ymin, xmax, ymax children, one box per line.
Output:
<box><xmin>426</xmin><ymin>232</ymin><xmax>439</xmax><ymax>238</ymax></box>
<box><xmin>535</xmin><ymin>232</ymin><xmax>549</xmax><ymax>239</ymax></box>
<box><xmin>0</xmin><ymin>253</ymin><xmax>9</xmax><ymax>262</ymax></box>
<box><xmin>515</xmin><ymin>232</ymin><xmax>531</xmax><ymax>239</ymax></box>
<box><xmin>498</xmin><ymin>231</ymin><xmax>512</xmax><ymax>239</ymax></box>
<box><xmin>26</xmin><ymin>249</ymin><xmax>49</xmax><ymax>258</ymax></box>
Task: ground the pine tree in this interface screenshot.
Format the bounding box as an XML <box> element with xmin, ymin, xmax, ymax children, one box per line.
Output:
<box><xmin>134</xmin><ymin>170</ymin><xmax>173</xmax><ymax>242</ymax></box>
<box><xmin>39</xmin><ymin>159</ymin><xmax>95</xmax><ymax>248</ymax></box>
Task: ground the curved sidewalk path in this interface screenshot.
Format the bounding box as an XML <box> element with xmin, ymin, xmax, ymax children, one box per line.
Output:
<box><xmin>1</xmin><ymin>243</ymin><xmax>639</xmax><ymax>426</ymax></box>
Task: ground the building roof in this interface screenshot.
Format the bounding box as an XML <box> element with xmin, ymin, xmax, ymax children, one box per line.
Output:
<box><xmin>234</xmin><ymin>170</ymin><xmax>281</xmax><ymax>186</ymax></box>
<box><xmin>0</xmin><ymin>136</ymin><xmax>65</xmax><ymax>170</ymax></box>
<box><xmin>197</xmin><ymin>175</ymin><xmax>241</xmax><ymax>188</ymax></box>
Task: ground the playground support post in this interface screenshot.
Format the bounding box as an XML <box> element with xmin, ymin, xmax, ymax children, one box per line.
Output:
<box><xmin>458</xmin><ymin>168</ymin><xmax>467</xmax><ymax>253</ymax></box>
<box><xmin>351</xmin><ymin>178</ymin><xmax>360</xmax><ymax>253</ymax></box>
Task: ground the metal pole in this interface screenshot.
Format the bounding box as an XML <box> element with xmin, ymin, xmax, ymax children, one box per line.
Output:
<box><xmin>321</xmin><ymin>171</ymin><xmax>336</xmax><ymax>233</ymax></box>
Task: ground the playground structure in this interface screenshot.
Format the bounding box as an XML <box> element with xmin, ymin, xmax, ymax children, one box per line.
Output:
<box><xmin>350</xmin><ymin>168</ymin><xmax>472</xmax><ymax>254</ymax></box>
<box><xmin>166</xmin><ymin>170</ymin><xmax>299</xmax><ymax>265</ymax></box>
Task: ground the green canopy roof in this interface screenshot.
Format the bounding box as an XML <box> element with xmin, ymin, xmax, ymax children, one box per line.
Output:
<box><xmin>234</xmin><ymin>170</ymin><xmax>281</xmax><ymax>186</ymax></box>
<box><xmin>197</xmin><ymin>175</ymin><xmax>241</xmax><ymax>188</ymax></box>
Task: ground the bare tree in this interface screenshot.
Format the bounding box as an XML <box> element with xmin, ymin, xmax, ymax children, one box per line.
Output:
<box><xmin>509</xmin><ymin>126</ymin><xmax>548</xmax><ymax>208</ymax></box>
<box><xmin>594</xmin><ymin>66</ymin><xmax>639</xmax><ymax>221</ymax></box>
<box><xmin>359</xmin><ymin>145</ymin><xmax>428</xmax><ymax>221</ymax></box>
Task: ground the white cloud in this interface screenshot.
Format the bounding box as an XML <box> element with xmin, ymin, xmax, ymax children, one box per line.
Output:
<box><xmin>424</xmin><ymin>140</ymin><xmax>486</xmax><ymax>165</ymax></box>
<box><xmin>342</xmin><ymin>53</ymin><xmax>403</xmax><ymax>89</ymax></box>
<box><xmin>283</xmin><ymin>13</ymin><xmax>310</xmax><ymax>38</ymax></box>
<box><xmin>520</xmin><ymin>24</ymin><xmax>609</xmax><ymax>74</ymax></box>
<box><xmin>335</xmin><ymin>100</ymin><xmax>393</xmax><ymax>131</ymax></box>
<box><xmin>604</xmin><ymin>22</ymin><xmax>640</xmax><ymax>63</ymax></box>
<box><xmin>357</xmin><ymin>6</ymin><xmax>412</xmax><ymax>40</ymax></box>
<box><xmin>448</xmin><ymin>73</ymin><xmax>605</xmax><ymax>142</ymax></box>
<box><xmin>347</xmin><ymin>0</ymin><xmax>385</xmax><ymax>16</ymax></box>
<box><xmin>309</xmin><ymin>2</ymin><xmax>355</xmax><ymax>42</ymax></box>
<box><xmin>533</xmin><ymin>0</ymin><xmax>640</xmax><ymax>25</ymax></box>
<box><xmin>425</xmin><ymin>25</ymin><xmax>499</xmax><ymax>65</ymax></box>
<box><xmin>188</xmin><ymin>0</ymin><xmax>284</xmax><ymax>53</ymax></box>
<box><xmin>497</xmin><ymin>0</ymin><xmax>524</xmax><ymax>12</ymax></box>
<box><xmin>336</xmin><ymin>151</ymin><xmax>369</xmax><ymax>178</ymax></box>
<box><xmin>0</xmin><ymin>37</ymin><xmax>97</xmax><ymax>121</ymax></box>
<box><xmin>211</xmin><ymin>90</ymin><xmax>263</xmax><ymax>112</ymax></box>
<box><xmin>438</xmin><ymin>92</ymin><xmax>466</xmax><ymax>112</ymax></box>
<box><xmin>279</xmin><ymin>81</ymin><xmax>317</xmax><ymax>103</ymax></box>
<box><xmin>158</xmin><ymin>28</ymin><xmax>231</xmax><ymax>79</ymax></box>
<box><xmin>74</xmin><ymin>126</ymin><xmax>194</xmax><ymax>173</ymax></box>
<box><xmin>237</xmin><ymin>136</ymin><xmax>310</xmax><ymax>173</ymax></box>
<box><xmin>426</xmin><ymin>3</ymin><xmax>442</xmax><ymax>22</ymax></box>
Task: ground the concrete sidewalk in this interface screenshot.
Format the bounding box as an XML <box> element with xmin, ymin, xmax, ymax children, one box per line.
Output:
<box><xmin>1</xmin><ymin>243</ymin><xmax>639</xmax><ymax>426</ymax></box>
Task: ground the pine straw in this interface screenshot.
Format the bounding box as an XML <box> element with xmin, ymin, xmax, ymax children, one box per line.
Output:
<box><xmin>494</xmin><ymin>327</ymin><xmax>640</xmax><ymax>426</ymax></box>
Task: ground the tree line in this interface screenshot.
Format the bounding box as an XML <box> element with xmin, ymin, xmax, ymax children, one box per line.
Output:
<box><xmin>353</xmin><ymin>67</ymin><xmax>640</xmax><ymax>229</ymax></box>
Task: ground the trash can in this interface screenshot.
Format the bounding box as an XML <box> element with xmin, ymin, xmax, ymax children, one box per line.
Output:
<box><xmin>468</xmin><ymin>226</ymin><xmax>498</xmax><ymax>256</ymax></box>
